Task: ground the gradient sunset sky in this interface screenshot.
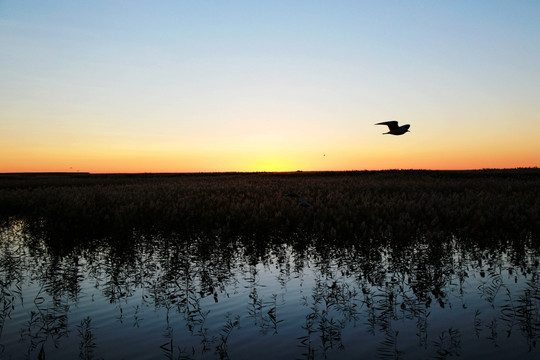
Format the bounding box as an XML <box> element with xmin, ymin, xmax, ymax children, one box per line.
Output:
<box><xmin>1</xmin><ymin>1</ymin><xmax>539</xmax><ymax>173</ymax></box>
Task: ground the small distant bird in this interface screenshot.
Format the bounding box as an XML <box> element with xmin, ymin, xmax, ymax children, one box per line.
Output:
<box><xmin>285</xmin><ymin>193</ymin><xmax>313</xmax><ymax>208</ymax></box>
<box><xmin>375</xmin><ymin>121</ymin><xmax>410</xmax><ymax>135</ymax></box>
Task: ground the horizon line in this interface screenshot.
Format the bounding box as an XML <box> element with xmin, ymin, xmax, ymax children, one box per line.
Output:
<box><xmin>1</xmin><ymin>167</ymin><xmax>539</xmax><ymax>176</ymax></box>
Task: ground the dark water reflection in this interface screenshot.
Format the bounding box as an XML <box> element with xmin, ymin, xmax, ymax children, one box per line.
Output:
<box><xmin>1</xmin><ymin>222</ymin><xmax>539</xmax><ymax>359</ymax></box>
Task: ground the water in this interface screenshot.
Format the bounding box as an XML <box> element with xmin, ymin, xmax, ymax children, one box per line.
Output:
<box><xmin>0</xmin><ymin>222</ymin><xmax>538</xmax><ymax>359</ymax></box>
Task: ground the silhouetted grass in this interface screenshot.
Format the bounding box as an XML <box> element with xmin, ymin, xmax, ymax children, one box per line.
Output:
<box><xmin>0</xmin><ymin>170</ymin><xmax>539</xmax><ymax>244</ymax></box>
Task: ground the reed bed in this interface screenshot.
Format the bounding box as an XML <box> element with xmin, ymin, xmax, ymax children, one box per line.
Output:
<box><xmin>0</xmin><ymin>170</ymin><xmax>539</xmax><ymax>244</ymax></box>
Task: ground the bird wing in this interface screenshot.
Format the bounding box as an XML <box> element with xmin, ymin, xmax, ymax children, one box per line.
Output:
<box><xmin>375</xmin><ymin>121</ymin><xmax>399</xmax><ymax>130</ymax></box>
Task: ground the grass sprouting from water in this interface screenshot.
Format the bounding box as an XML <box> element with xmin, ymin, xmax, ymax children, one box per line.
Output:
<box><xmin>1</xmin><ymin>170</ymin><xmax>539</xmax><ymax>245</ymax></box>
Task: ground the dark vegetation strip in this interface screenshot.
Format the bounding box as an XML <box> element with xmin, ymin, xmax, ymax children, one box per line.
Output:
<box><xmin>0</xmin><ymin>170</ymin><xmax>539</xmax><ymax>243</ymax></box>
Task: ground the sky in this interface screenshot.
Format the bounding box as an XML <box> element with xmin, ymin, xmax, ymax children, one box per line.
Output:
<box><xmin>1</xmin><ymin>0</ymin><xmax>539</xmax><ymax>173</ymax></box>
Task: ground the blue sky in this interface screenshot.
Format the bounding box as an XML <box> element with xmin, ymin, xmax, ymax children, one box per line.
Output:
<box><xmin>1</xmin><ymin>1</ymin><xmax>539</xmax><ymax>172</ymax></box>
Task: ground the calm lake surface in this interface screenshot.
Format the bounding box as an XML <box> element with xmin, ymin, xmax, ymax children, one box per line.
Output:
<box><xmin>1</xmin><ymin>221</ymin><xmax>538</xmax><ymax>360</ymax></box>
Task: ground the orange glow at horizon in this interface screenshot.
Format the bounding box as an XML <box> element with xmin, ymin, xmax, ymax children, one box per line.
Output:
<box><xmin>1</xmin><ymin>137</ymin><xmax>538</xmax><ymax>173</ymax></box>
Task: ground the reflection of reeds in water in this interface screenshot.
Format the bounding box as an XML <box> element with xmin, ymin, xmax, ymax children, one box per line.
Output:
<box><xmin>0</xmin><ymin>218</ymin><xmax>539</xmax><ymax>359</ymax></box>
<box><xmin>478</xmin><ymin>269</ymin><xmax>503</xmax><ymax>305</ymax></box>
<box><xmin>0</xmin><ymin>227</ymin><xmax>24</xmax><ymax>344</ymax></box>
<box><xmin>247</xmin><ymin>287</ymin><xmax>283</xmax><ymax>335</ymax></box>
<box><xmin>77</xmin><ymin>316</ymin><xmax>96</xmax><ymax>360</ymax></box>
<box><xmin>18</xmin><ymin>285</ymin><xmax>70</xmax><ymax>357</ymax></box>
<box><xmin>500</xmin><ymin>281</ymin><xmax>540</xmax><ymax>351</ymax></box>
<box><xmin>474</xmin><ymin>309</ymin><xmax>483</xmax><ymax>338</ymax></box>
<box><xmin>216</xmin><ymin>313</ymin><xmax>240</xmax><ymax>358</ymax></box>
<box><xmin>433</xmin><ymin>328</ymin><xmax>461</xmax><ymax>359</ymax></box>
<box><xmin>297</xmin><ymin>275</ymin><xmax>360</xmax><ymax>358</ymax></box>
<box><xmin>377</xmin><ymin>329</ymin><xmax>403</xmax><ymax>360</ymax></box>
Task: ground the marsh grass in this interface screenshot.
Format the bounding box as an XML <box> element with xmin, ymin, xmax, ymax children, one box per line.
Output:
<box><xmin>1</xmin><ymin>170</ymin><xmax>539</xmax><ymax>245</ymax></box>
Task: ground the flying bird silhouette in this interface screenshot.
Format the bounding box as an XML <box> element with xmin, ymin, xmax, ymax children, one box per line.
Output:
<box><xmin>375</xmin><ymin>121</ymin><xmax>410</xmax><ymax>135</ymax></box>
